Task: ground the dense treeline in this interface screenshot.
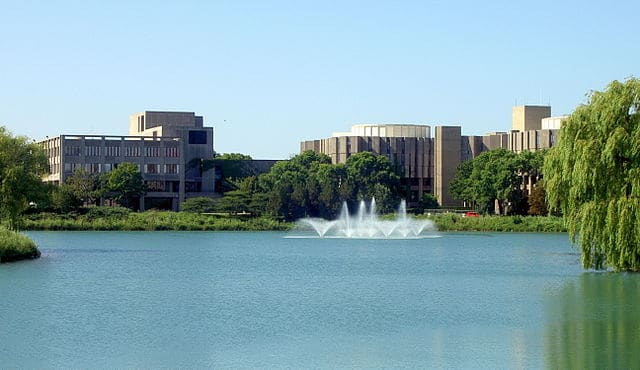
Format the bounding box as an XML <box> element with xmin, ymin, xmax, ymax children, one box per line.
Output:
<box><xmin>449</xmin><ymin>148</ymin><xmax>547</xmax><ymax>215</ymax></box>
<box><xmin>194</xmin><ymin>151</ymin><xmax>402</xmax><ymax>221</ymax></box>
<box><xmin>50</xmin><ymin>163</ymin><xmax>146</xmax><ymax>212</ymax></box>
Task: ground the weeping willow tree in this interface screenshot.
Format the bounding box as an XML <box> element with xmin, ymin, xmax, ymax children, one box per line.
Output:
<box><xmin>545</xmin><ymin>78</ymin><xmax>640</xmax><ymax>271</ymax></box>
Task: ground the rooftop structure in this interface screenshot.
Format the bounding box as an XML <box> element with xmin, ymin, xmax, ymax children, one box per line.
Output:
<box><xmin>512</xmin><ymin>105</ymin><xmax>551</xmax><ymax>132</ymax></box>
<box><xmin>332</xmin><ymin>124</ymin><xmax>430</xmax><ymax>138</ymax></box>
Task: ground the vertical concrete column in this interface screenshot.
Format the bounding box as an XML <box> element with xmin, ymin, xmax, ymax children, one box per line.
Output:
<box><xmin>434</xmin><ymin>126</ymin><xmax>462</xmax><ymax>208</ymax></box>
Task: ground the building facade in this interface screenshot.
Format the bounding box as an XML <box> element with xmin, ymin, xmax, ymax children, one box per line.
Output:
<box><xmin>39</xmin><ymin>111</ymin><xmax>215</xmax><ymax>211</ymax></box>
<box><xmin>300</xmin><ymin>106</ymin><xmax>565</xmax><ymax>208</ymax></box>
<box><xmin>301</xmin><ymin>124</ymin><xmax>433</xmax><ymax>206</ymax></box>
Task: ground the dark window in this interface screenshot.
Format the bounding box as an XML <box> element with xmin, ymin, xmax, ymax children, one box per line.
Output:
<box><xmin>189</xmin><ymin>130</ymin><xmax>207</xmax><ymax>144</ymax></box>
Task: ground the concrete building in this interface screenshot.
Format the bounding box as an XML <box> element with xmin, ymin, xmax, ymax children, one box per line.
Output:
<box><xmin>301</xmin><ymin>123</ymin><xmax>437</xmax><ymax>207</ymax></box>
<box><xmin>542</xmin><ymin>116</ymin><xmax>568</xmax><ymax>130</ymax></box>
<box><xmin>39</xmin><ymin>111</ymin><xmax>215</xmax><ymax>211</ymax></box>
<box><xmin>300</xmin><ymin>106</ymin><xmax>566</xmax><ymax>208</ymax></box>
<box><xmin>512</xmin><ymin>105</ymin><xmax>551</xmax><ymax>132</ymax></box>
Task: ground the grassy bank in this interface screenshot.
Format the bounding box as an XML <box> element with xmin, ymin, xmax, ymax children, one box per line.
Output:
<box><xmin>23</xmin><ymin>210</ymin><xmax>292</xmax><ymax>231</ymax></box>
<box><xmin>22</xmin><ymin>208</ymin><xmax>565</xmax><ymax>233</ymax></box>
<box><xmin>0</xmin><ymin>228</ymin><xmax>41</xmax><ymax>263</ymax></box>
<box><xmin>420</xmin><ymin>213</ymin><xmax>566</xmax><ymax>232</ymax></box>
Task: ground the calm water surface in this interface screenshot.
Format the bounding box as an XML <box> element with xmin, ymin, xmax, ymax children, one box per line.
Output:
<box><xmin>1</xmin><ymin>231</ymin><xmax>639</xmax><ymax>369</ymax></box>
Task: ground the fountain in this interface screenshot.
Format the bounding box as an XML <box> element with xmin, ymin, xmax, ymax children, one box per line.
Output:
<box><xmin>296</xmin><ymin>199</ymin><xmax>437</xmax><ymax>239</ymax></box>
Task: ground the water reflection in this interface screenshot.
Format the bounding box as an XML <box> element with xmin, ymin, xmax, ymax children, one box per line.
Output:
<box><xmin>545</xmin><ymin>273</ymin><xmax>640</xmax><ymax>369</ymax></box>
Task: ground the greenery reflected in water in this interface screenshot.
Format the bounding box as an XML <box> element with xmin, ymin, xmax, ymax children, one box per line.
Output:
<box><xmin>545</xmin><ymin>273</ymin><xmax>640</xmax><ymax>369</ymax></box>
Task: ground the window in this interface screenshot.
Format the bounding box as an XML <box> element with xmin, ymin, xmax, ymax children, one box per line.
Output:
<box><xmin>145</xmin><ymin>147</ymin><xmax>161</xmax><ymax>157</ymax></box>
<box><xmin>145</xmin><ymin>164</ymin><xmax>159</xmax><ymax>174</ymax></box>
<box><xmin>185</xmin><ymin>182</ymin><xmax>202</xmax><ymax>192</ymax></box>
<box><xmin>103</xmin><ymin>164</ymin><xmax>113</xmax><ymax>172</ymax></box>
<box><xmin>85</xmin><ymin>163</ymin><xmax>101</xmax><ymax>174</ymax></box>
<box><xmin>85</xmin><ymin>146</ymin><xmax>101</xmax><ymax>156</ymax></box>
<box><xmin>64</xmin><ymin>146</ymin><xmax>81</xmax><ymax>156</ymax></box>
<box><xmin>165</xmin><ymin>164</ymin><xmax>179</xmax><ymax>174</ymax></box>
<box><xmin>105</xmin><ymin>146</ymin><xmax>120</xmax><ymax>157</ymax></box>
<box><xmin>146</xmin><ymin>181</ymin><xmax>165</xmax><ymax>192</ymax></box>
<box><xmin>188</xmin><ymin>130</ymin><xmax>207</xmax><ymax>144</ymax></box>
<box><xmin>165</xmin><ymin>147</ymin><xmax>179</xmax><ymax>157</ymax></box>
<box><xmin>124</xmin><ymin>146</ymin><xmax>141</xmax><ymax>157</ymax></box>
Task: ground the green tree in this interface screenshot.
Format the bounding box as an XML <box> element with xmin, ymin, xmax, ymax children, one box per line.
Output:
<box><xmin>181</xmin><ymin>197</ymin><xmax>217</xmax><ymax>213</ymax></box>
<box><xmin>449</xmin><ymin>159</ymin><xmax>474</xmax><ymax>207</ymax></box>
<box><xmin>417</xmin><ymin>193</ymin><xmax>440</xmax><ymax>213</ymax></box>
<box><xmin>104</xmin><ymin>163</ymin><xmax>146</xmax><ymax>210</ymax></box>
<box><xmin>450</xmin><ymin>149</ymin><xmax>520</xmax><ymax>214</ymax></box>
<box><xmin>54</xmin><ymin>168</ymin><xmax>102</xmax><ymax>211</ymax></box>
<box><xmin>545</xmin><ymin>78</ymin><xmax>640</xmax><ymax>271</ymax></box>
<box><xmin>52</xmin><ymin>183</ymin><xmax>83</xmax><ymax>213</ymax></box>
<box><xmin>257</xmin><ymin>151</ymin><xmax>332</xmax><ymax>220</ymax></box>
<box><xmin>215</xmin><ymin>153</ymin><xmax>253</xmax><ymax>160</ymax></box>
<box><xmin>316</xmin><ymin>163</ymin><xmax>350</xmax><ymax>218</ymax></box>
<box><xmin>0</xmin><ymin>127</ymin><xmax>48</xmax><ymax>229</ymax></box>
<box><xmin>216</xmin><ymin>190</ymin><xmax>252</xmax><ymax>214</ymax></box>
<box><xmin>528</xmin><ymin>180</ymin><xmax>548</xmax><ymax>216</ymax></box>
<box><xmin>345</xmin><ymin>152</ymin><xmax>400</xmax><ymax>213</ymax></box>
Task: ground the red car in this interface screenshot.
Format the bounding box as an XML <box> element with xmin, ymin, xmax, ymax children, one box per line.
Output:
<box><xmin>464</xmin><ymin>211</ymin><xmax>480</xmax><ymax>217</ymax></box>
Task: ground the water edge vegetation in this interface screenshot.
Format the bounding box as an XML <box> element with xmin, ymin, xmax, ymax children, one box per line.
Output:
<box><xmin>21</xmin><ymin>208</ymin><xmax>565</xmax><ymax>233</ymax></box>
<box><xmin>0</xmin><ymin>228</ymin><xmax>41</xmax><ymax>263</ymax></box>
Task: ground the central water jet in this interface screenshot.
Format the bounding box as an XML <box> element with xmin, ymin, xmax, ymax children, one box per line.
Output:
<box><xmin>297</xmin><ymin>198</ymin><xmax>436</xmax><ymax>239</ymax></box>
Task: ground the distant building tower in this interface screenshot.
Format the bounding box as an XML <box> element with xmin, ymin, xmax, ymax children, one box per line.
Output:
<box><xmin>512</xmin><ymin>105</ymin><xmax>551</xmax><ymax>132</ymax></box>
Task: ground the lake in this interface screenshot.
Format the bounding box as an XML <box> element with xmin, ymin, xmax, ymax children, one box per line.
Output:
<box><xmin>1</xmin><ymin>231</ymin><xmax>638</xmax><ymax>368</ymax></box>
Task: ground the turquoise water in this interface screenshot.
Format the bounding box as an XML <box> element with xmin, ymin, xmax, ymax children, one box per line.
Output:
<box><xmin>1</xmin><ymin>231</ymin><xmax>638</xmax><ymax>368</ymax></box>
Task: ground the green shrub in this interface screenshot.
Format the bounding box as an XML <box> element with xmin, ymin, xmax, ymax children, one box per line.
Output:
<box><xmin>418</xmin><ymin>214</ymin><xmax>566</xmax><ymax>232</ymax></box>
<box><xmin>0</xmin><ymin>228</ymin><xmax>41</xmax><ymax>262</ymax></box>
<box><xmin>22</xmin><ymin>209</ymin><xmax>292</xmax><ymax>231</ymax></box>
<box><xmin>181</xmin><ymin>197</ymin><xmax>217</xmax><ymax>213</ymax></box>
<box><xmin>84</xmin><ymin>206</ymin><xmax>130</xmax><ymax>220</ymax></box>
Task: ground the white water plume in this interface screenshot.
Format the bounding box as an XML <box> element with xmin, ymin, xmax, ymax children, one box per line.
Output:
<box><xmin>296</xmin><ymin>199</ymin><xmax>436</xmax><ymax>239</ymax></box>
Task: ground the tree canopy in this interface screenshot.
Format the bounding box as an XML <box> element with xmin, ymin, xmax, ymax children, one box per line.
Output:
<box><xmin>214</xmin><ymin>151</ymin><xmax>402</xmax><ymax>221</ymax></box>
<box><xmin>450</xmin><ymin>148</ymin><xmax>545</xmax><ymax>214</ymax></box>
<box><xmin>215</xmin><ymin>153</ymin><xmax>253</xmax><ymax>160</ymax></box>
<box><xmin>545</xmin><ymin>78</ymin><xmax>640</xmax><ymax>271</ymax></box>
<box><xmin>0</xmin><ymin>127</ymin><xmax>48</xmax><ymax>229</ymax></box>
<box><xmin>103</xmin><ymin>163</ymin><xmax>147</xmax><ymax>210</ymax></box>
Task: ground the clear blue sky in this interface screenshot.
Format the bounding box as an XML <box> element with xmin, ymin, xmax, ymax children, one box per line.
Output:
<box><xmin>1</xmin><ymin>0</ymin><xmax>638</xmax><ymax>159</ymax></box>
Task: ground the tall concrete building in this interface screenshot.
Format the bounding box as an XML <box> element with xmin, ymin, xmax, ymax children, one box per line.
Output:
<box><xmin>434</xmin><ymin>126</ymin><xmax>461</xmax><ymax>207</ymax></box>
<box><xmin>301</xmin><ymin>124</ymin><xmax>433</xmax><ymax>205</ymax></box>
<box><xmin>300</xmin><ymin>106</ymin><xmax>566</xmax><ymax>209</ymax></box>
<box><xmin>39</xmin><ymin>111</ymin><xmax>215</xmax><ymax>211</ymax></box>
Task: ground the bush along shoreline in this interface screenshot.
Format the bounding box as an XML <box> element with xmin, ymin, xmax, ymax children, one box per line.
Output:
<box><xmin>0</xmin><ymin>228</ymin><xmax>41</xmax><ymax>263</ymax></box>
<box><xmin>21</xmin><ymin>207</ymin><xmax>566</xmax><ymax>233</ymax></box>
<box><xmin>422</xmin><ymin>214</ymin><xmax>566</xmax><ymax>233</ymax></box>
<box><xmin>22</xmin><ymin>207</ymin><xmax>292</xmax><ymax>232</ymax></box>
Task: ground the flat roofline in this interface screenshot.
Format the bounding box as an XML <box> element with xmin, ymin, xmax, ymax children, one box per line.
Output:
<box><xmin>131</xmin><ymin>110</ymin><xmax>198</xmax><ymax>115</ymax></box>
<box><xmin>351</xmin><ymin>123</ymin><xmax>429</xmax><ymax>127</ymax></box>
<box><xmin>37</xmin><ymin>134</ymin><xmax>182</xmax><ymax>142</ymax></box>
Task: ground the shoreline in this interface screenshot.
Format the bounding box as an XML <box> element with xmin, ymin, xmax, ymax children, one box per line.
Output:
<box><xmin>0</xmin><ymin>228</ymin><xmax>42</xmax><ymax>263</ymax></box>
<box><xmin>22</xmin><ymin>212</ymin><xmax>566</xmax><ymax>233</ymax></box>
